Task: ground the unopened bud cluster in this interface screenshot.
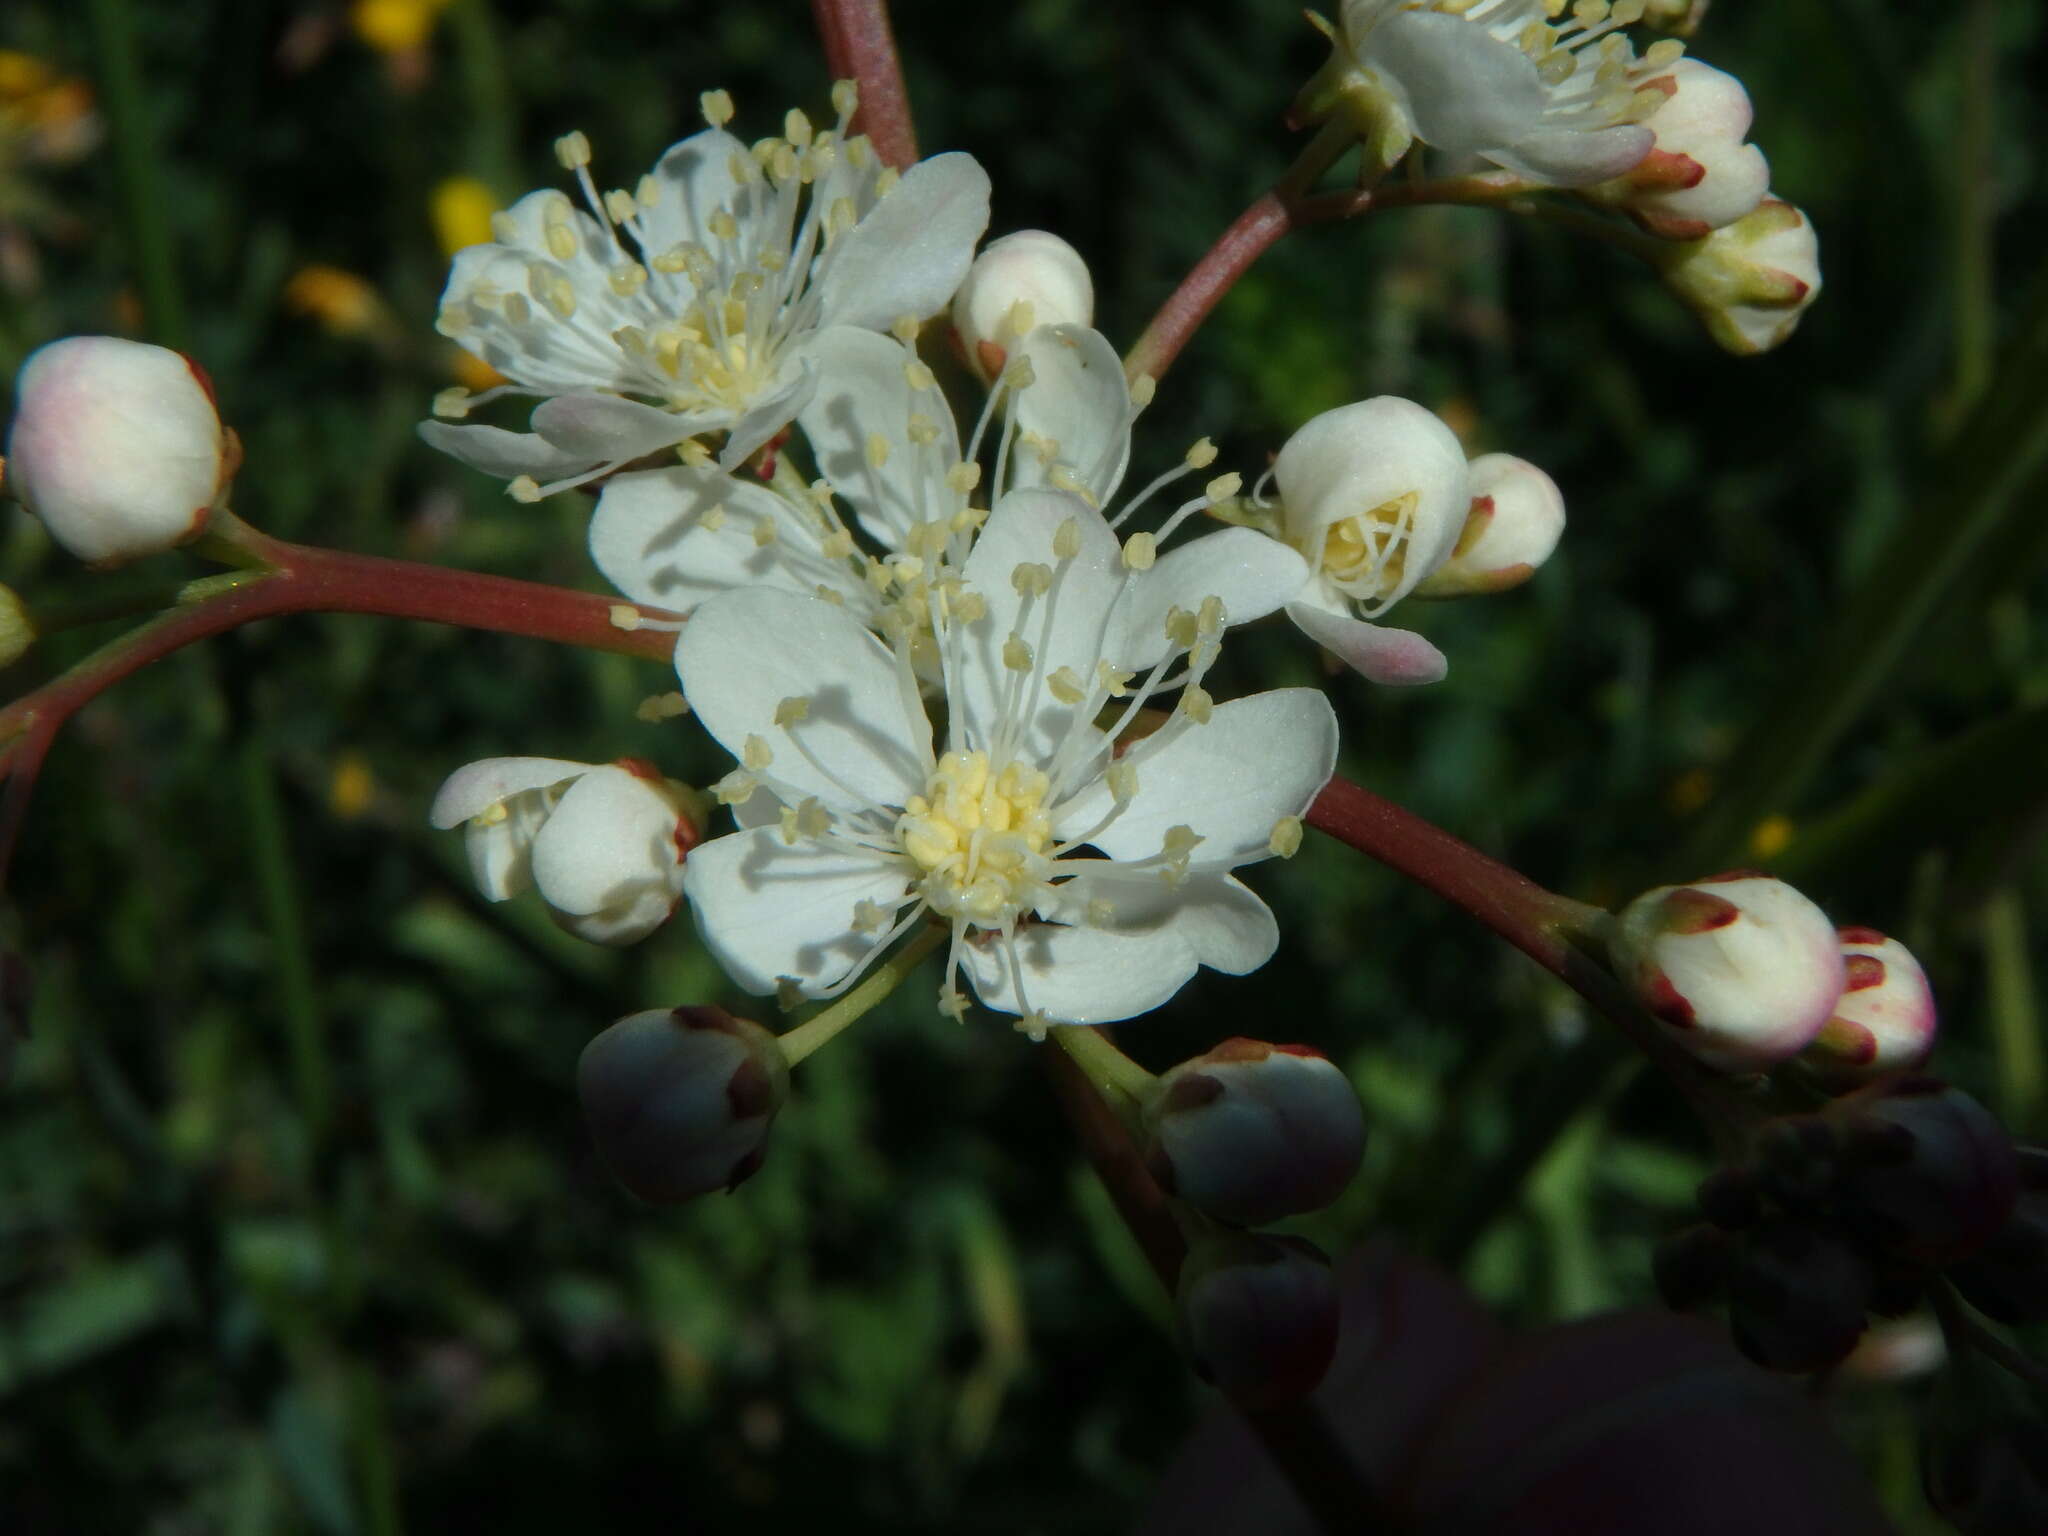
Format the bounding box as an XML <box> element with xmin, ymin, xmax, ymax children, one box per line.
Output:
<box><xmin>1655</xmin><ymin>1078</ymin><xmax>2018</xmax><ymax>1372</ymax></box>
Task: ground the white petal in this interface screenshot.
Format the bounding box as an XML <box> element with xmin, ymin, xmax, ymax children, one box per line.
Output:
<box><xmin>429</xmin><ymin>756</ymin><xmax>593</xmax><ymax>828</ymax></box>
<box><xmin>951</xmin><ymin>489</ymin><xmax>1125</xmax><ymax>761</ymax></box>
<box><xmin>959</xmin><ymin>876</ymin><xmax>1276</xmax><ymax>1023</ymax></box>
<box><xmin>1058</xmin><ymin>689</ymin><xmax>1337</xmax><ymax>866</ymax></box>
<box><xmin>813</xmin><ymin>153</ymin><xmax>993</xmax><ymax>332</ymax></box>
<box><xmin>676</xmin><ymin>588</ymin><xmax>930</xmax><ymax>812</ymax></box>
<box><xmin>1009</xmin><ymin>325</ymin><xmax>1133</xmax><ymax>507</ymax></box>
<box><xmin>1113</xmin><ymin>529</ymin><xmax>1311</xmax><ymax>671</ymax></box>
<box><xmin>1366</xmin><ymin>14</ymin><xmax>1547</xmax><ymax>160</ymax></box>
<box><xmin>530</xmin><ymin>394</ymin><xmax>693</xmax><ymax>461</ymax></box>
<box><xmin>1286</xmin><ymin>602</ymin><xmax>1448</xmax><ymax>686</ymax></box>
<box><xmin>529</xmin><ymin>765</ymin><xmax>684</xmax><ymax>924</ymax></box>
<box><xmin>590</xmin><ymin>465</ymin><xmax>864</xmax><ymax>612</ymax></box>
<box><xmin>635</xmin><ymin>129</ymin><xmax>764</xmax><ymax>260</ymax></box>
<box><xmin>417</xmin><ymin>421</ymin><xmax>597</xmax><ymax>483</ymax></box>
<box><xmin>1491</xmin><ymin>124</ymin><xmax>1656</xmax><ymax>186</ymax></box>
<box><xmin>795</xmin><ymin>326</ymin><xmax>959</xmax><ymax>549</ymax></box>
<box><xmin>714</xmin><ymin>363</ymin><xmax>818</xmax><ymax>470</ymax></box>
<box><xmin>1040</xmin><ymin>870</ymin><xmax>1279</xmax><ymax>974</ymax></box>
<box><xmin>683</xmin><ymin>825</ymin><xmax>911</xmax><ymax>996</ymax></box>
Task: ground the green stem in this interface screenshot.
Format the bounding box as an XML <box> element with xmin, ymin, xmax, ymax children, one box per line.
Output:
<box><xmin>84</xmin><ymin>0</ymin><xmax>187</xmax><ymax>347</ymax></box>
<box><xmin>238</xmin><ymin>736</ymin><xmax>329</xmax><ymax>1137</ymax></box>
<box><xmin>777</xmin><ymin>924</ymin><xmax>944</xmax><ymax>1065</ymax></box>
<box><xmin>1981</xmin><ymin>888</ymin><xmax>2044</xmax><ymax>1134</ymax></box>
<box><xmin>1050</xmin><ymin>1025</ymin><xmax>1154</xmax><ymax>1109</ymax></box>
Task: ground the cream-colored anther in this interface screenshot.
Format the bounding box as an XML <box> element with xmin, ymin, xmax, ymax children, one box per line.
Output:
<box><xmin>945</xmin><ymin>463</ymin><xmax>982</xmax><ymax>496</ymax></box>
<box><xmin>509</xmin><ymin>476</ymin><xmax>543</xmax><ymax>503</ymax></box>
<box><xmin>501</xmin><ymin>293</ymin><xmax>532</xmax><ymax>326</ymax></box>
<box><xmin>1164</xmin><ymin>606</ymin><xmax>1200</xmax><ymax>649</ymax></box>
<box><xmin>852</xmin><ymin>898</ymin><xmax>890</xmax><ymax>934</ymax></box>
<box><xmin>432</xmin><ymin>387</ymin><xmax>472</xmax><ymax>419</ymax></box>
<box><xmin>1047</xmin><ymin>666</ymin><xmax>1086</xmax><ymax>705</ymax></box>
<box><xmin>742</xmin><ymin>735</ymin><xmax>774</xmax><ymax>771</ymax></box>
<box><xmin>784</xmin><ymin>109</ymin><xmax>814</xmax><ymax>148</ymax></box>
<box><xmin>773</xmin><ymin>696</ymin><xmax>811</xmax><ymax>728</ymax></box>
<box><xmin>937</xmin><ymin>988</ymin><xmax>969</xmax><ymax>1022</ymax></box>
<box><xmin>1001</xmin><ymin>299</ymin><xmax>1037</xmax><ymax>340</ymax></box>
<box><xmin>1122</xmin><ymin>533</ymin><xmax>1157</xmax><ymax>571</ymax></box>
<box><xmin>1268</xmin><ymin>817</ymin><xmax>1304</xmax><ymax>859</ymax></box>
<box><xmin>953</xmin><ymin>591</ymin><xmax>988</xmax><ymax>625</ymax></box>
<box><xmin>712</xmin><ymin>770</ymin><xmax>758</xmax><ymax>806</ymax></box>
<box><xmin>1104</xmin><ymin>759</ymin><xmax>1138</xmax><ymax>801</ymax></box>
<box><xmin>607</xmin><ymin>262</ymin><xmax>647</xmax><ymax>298</ymax></box>
<box><xmin>603</xmin><ymin>188</ymin><xmax>637</xmax><ymax>224</ymax></box>
<box><xmin>635</xmin><ymin>691</ymin><xmax>691</xmax><ymax>722</ymax></box>
<box><xmin>902</xmin><ymin>360</ymin><xmax>936</xmax><ymax>393</ymax></box>
<box><xmin>1002</xmin><ymin>635</ymin><xmax>1034</xmax><ymax>671</ymax></box>
<box><xmin>830</xmin><ymin>79</ymin><xmax>859</xmax><ymax>119</ymax></box>
<box><xmin>1052</xmin><ymin>517</ymin><xmax>1082</xmax><ymax>561</ymax></box>
<box><xmin>608</xmin><ymin>603</ymin><xmax>643</xmax><ymax>631</ymax></box>
<box><xmin>1185</xmin><ymin>437</ymin><xmax>1218</xmax><ymax>470</ymax></box>
<box><xmin>1129</xmin><ymin>374</ymin><xmax>1158</xmax><ymax>408</ymax></box>
<box><xmin>875</xmin><ymin>166</ymin><xmax>901</xmax><ymax>196</ymax></box>
<box><xmin>1002</xmin><ymin>355</ymin><xmax>1036</xmax><ymax>390</ymax></box>
<box><xmin>752</xmin><ymin>518</ymin><xmax>779</xmax><ymax>548</ymax></box>
<box><xmin>1204</xmin><ymin>471</ymin><xmax>1243</xmax><ymax>503</ymax></box>
<box><xmin>700</xmin><ymin>89</ymin><xmax>735</xmax><ymax>127</ymax></box>
<box><xmin>553</xmin><ymin>130</ymin><xmax>592</xmax><ymax>170</ymax></box>
<box><xmin>635</xmin><ymin>173</ymin><xmax>660</xmax><ymax>208</ymax></box>
<box><xmin>907</xmin><ymin>414</ymin><xmax>940</xmax><ymax>447</ymax></box>
<box><xmin>1097</xmin><ymin>661</ymin><xmax>1134</xmax><ymax>697</ymax></box>
<box><xmin>1011</xmin><ymin>562</ymin><xmax>1053</xmax><ymax>597</ymax></box>
<box><xmin>1197</xmin><ymin>594</ymin><xmax>1225</xmax><ymax>636</ymax></box>
<box><xmin>1179</xmin><ymin>686</ymin><xmax>1215</xmax><ymax>724</ymax></box>
<box><xmin>865</xmin><ymin>432</ymin><xmax>891</xmax><ymax>469</ymax></box>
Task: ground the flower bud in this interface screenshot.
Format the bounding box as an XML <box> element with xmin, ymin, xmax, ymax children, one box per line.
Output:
<box><xmin>1614</xmin><ymin>873</ymin><xmax>1845</xmax><ymax>1073</ymax></box>
<box><xmin>1800</xmin><ymin>928</ymin><xmax>1937</xmax><ymax>1083</ymax></box>
<box><xmin>1141</xmin><ymin>1038</ymin><xmax>1365</xmax><ymax>1226</ymax></box>
<box><xmin>577</xmin><ymin>1005</ymin><xmax>789</xmax><ymax>1202</ymax></box>
<box><xmin>1583</xmin><ymin>61</ymin><xmax>1769</xmax><ymax>241</ymax></box>
<box><xmin>1411</xmin><ymin>453</ymin><xmax>1565</xmax><ymax>598</ymax></box>
<box><xmin>1273</xmin><ymin>397</ymin><xmax>1469</xmax><ymax>615</ymax></box>
<box><xmin>1175</xmin><ymin>1232</ymin><xmax>1340</xmax><ymax>1410</ymax></box>
<box><xmin>1826</xmin><ymin>1078</ymin><xmax>2017</xmax><ymax>1266</ymax></box>
<box><xmin>1948</xmin><ymin>1188</ymin><xmax>2048</xmax><ymax>1326</ymax></box>
<box><xmin>1726</xmin><ymin>1219</ymin><xmax>1872</xmax><ymax>1373</ymax></box>
<box><xmin>4</xmin><ymin>335</ymin><xmax>227</xmax><ymax>565</ymax></box>
<box><xmin>951</xmin><ymin>230</ymin><xmax>1094</xmax><ymax>385</ymax></box>
<box><xmin>1652</xmin><ymin>199</ymin><xmax>1821</xmax><ymax>356</ymax></box>
<box><xmin>430</xmin><ymin>755</ymin><xmax>702</xmax><ymax>945</ymax></box>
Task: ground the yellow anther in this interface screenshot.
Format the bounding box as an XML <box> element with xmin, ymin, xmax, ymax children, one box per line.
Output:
<box><xmin>938</xmin><ymin>987</ymin><xmax>970</xmax><ymax>1022</ymax></box>
<box><xmin>700</xmin><ymin>89</ymin><xmax>735</xmax><ymax>127</ymax></box>
<box><xmin>1104</xmin><ymin>760</ymin><xmax>1138</xmax><ymax>802</ymax></box>
<box><xmin>1003</xmin><ymin>355</ymin><xmax>1037</xmax><ymax>390</ymax></box>
<box><xmin>509</xmin><ymin>476</ymin><xmax>543</xmax><ymax>503</ymax></box>
<box><xmin>865</xmin><ymin>432</ymin><xmax>891</xmax><ymax>469</ymax></box>
<box><xmin>753</xmin><ymin>518</ymin><xmax>779</xmax><ymax>548</ymax></box>
<box><xmin>432</xmin><ymin>387</ymin><xmax>471</xmax><ymax>419</ymax></box>
<box><xmin>1197</xmin><ymin>594</ymin><xmax>1225</xmax><ymax>635</ymax></box>
<box><xmin>1011</xmin><ymin>562</ymin><xmax>1053</xmax><ymax>597</ymax></box>
<box><xmin>603</xmin><ymin>187</ymin><xmax>637</xmax><ymax>224</ymax></box>
<box><xmin>607</xmin><ymin>262</ymin><xmax>648</xmax><ymax>297</ymax></box>
<box><xmin>1016</xmin><ymin>1011</ymin><xmax>1051</xmax><ymax>1044</ymax></box>
<box><xmin>945</xmin><ymin>462</ymin><xmax>982</xmax><ymax>495</ymax></box>
<box><xmin>501</xmin><ymin>293</ymin><xmax>532</xmax><ymax>326</ymax></box>
<box><xmin>1122</xmin><ymin>533</ymin><xmax>1158</xmax><ymax>571</ymax></box>
<box><xmin>1001</xmin><ymin>299</ymin><xmax>1037</xmax><ymax>339</ymax></box>
<box><xmin>1180</xmin><ymin>686</ymin><xmax>1214</xmax><ymax>724</ymax></box>
<box><xmin>903</xmin><ymin>359</ymin><xmax>936</xmax><ymax>393</ymax></box>
<box><xmin>796</xmin><ymin>797</ymin><xmax>831</xmax><ymax>838</ymax></box>
<box><xmin>553</xmin><ymin>130</ymin><xmax>592</xmax><ymax>170</ymax></box>
<box><xmin>636</xmin><ymin>173</ymin><xmax>661</xmax><ymax>208</ymax></box>
<box><xmin>608</xmin><ymin>603</ymin><xmax>643</xmax><ymax>631</ymax></box>
<box><xmin>774</xmin><ymin>696</ymin><xmax>811</xmax><ymax>728</ymax></box>
<box><xmin>1162</xmin><ymin>824</ymin><xmax>1203</xmax><ymax>861</ymax></box>
<box><xmin>1268</xmin><ymin>817</ymin><xmax>1304</xmax><ymax>859</ymax></box>
<box><xmin>1129</xmin><ymin>374</ymin><xmax>1158</xmax><ymax>408</ymax></box>
<box><xmin>1164</xmin><ymin>606</ymin><xmax>1199</xmax><ymax>649</ymax></box>
<box><xmin>708</xmin><ymin>209</ymin><xmax>740</xmax><ymax>242</ymax></box>
<box><xmin>821</xmin><ymin>530</ymin><xmax>855</xmax><ymax>560</ymax></box>
<box><xmin>680</xmin><ymin>439</ymin><xmax>715</xmax><ymax>468</ymax></box>
<box><xmin>1205</xmin><ymin>471</ymin><xmax>1243</xmax><ymax>503</ymax></box>
<box><xmin>1047</xmin><ymin>667</ymin><xmax>1086</xmax><ymax>705</ymax></box>
<box><xmin>907</xmin><ymin>413</ymin><xmax>940</xmax><ymax>447</ymax></box>
<box><xmin>1002</xmin><ymin>635</ymin><xmax>1034</xmax><ymax>672</ymax></box>
<box><xmin>830</xmin><ymin>79</ymin><xmax>859</xmax><ymax>119</ymax></box>
<box><xmin>712</xmin><ymin>770</ymin><xmax>759</xmax><ymax>806</ymax></box>
<box><xmin>1097</xmin><ymin>660</ymin><xmax>1134</xmax><ymax>697</ymax></box>
<box><xmin>853</xmin><ymin>899</ymin><xmax>890</xmax><ymax>934</ymax></box>
<box><xmin>1185</xmin><ymin>437</ymin><xmax>1218</xmax><ymax>470</ymax></box>
<box><xmin>635</xmin><ymin>691</ymin><xmax>691</xmax><ymax>722</ymax></box>
<box><xmin>954</xmin><ymin>591</ymin><xmax>988</xmax><ymax>625</ymax></box>
<box><xmin>875</xmin><ymin>166</ymin><xmax>901</xmax><ymax>197</ymax></box>
<box><xmin>1644</xmin><ymin>38</ymin><xmax>1684</xmax><ymax>67</ymax></box>
<box><xmin>785</xmin><ymin>108</ymin><xmax>814</xmax><ymax>148</ymax></box>
<box><xmin>1052</xmin><ymin>517</ymin><xmax>1083</xmax><ymax>561</ymax></box>
<box><xmin>742</xmin><ymin>735</ymin><xmax>774</xmax><ymax>771</ymax></box>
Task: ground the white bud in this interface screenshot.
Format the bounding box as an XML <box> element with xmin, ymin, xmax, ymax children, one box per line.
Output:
<box><xmin>1175</xmin><ymin>1233</ymin><xmax>1339</xmax><ymax>1410</ymax></box>
<box><xmin>4</xmin><ymin>336</ymin><xmax>226</xmax><ymax>566</ymax></box>
<box><xmin>1653</xmin><ymin>199</ymin><xmax>1822</xmax><ymax>356</ymax></box>
<box><xmin>1586</xmin><ymin>61</ymin><xmax>1769</xmax><ymax>240</ymax></box>
<box><xmin>578</xmin><ymin>1006</ymin><xmax>789</xmax><ymax>1202</ymax></box>
<box><xmin>1413</xmin><ymin>452</ymin><xmax>1566</xmax><ymax>598</ymax></box>
<box><xmin>1800</xmin><ymin>928</ymin><xmax>1937</xmax><ymax>1082</ymax></box>
<box><xmin>1142</xmin><ymin>1038</ymin><xmax>1365</xmax><ymax>1226</ymax></box>
<box><xmin>951</xmin><ymin>230</ymin><xmax>1094</xmax><ymax>385</ymax></box>
<box><xmin>1614</xmin><ymin>873</ymin><xmax>1845</xmax><ymax>1072</ymax></box>
<box><xmin>1272</xmin><ymin>397</ymin><xmax>1469</xmax><ymax>614</ymax></box>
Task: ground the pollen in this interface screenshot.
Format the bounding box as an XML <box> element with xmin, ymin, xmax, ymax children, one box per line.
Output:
<box><xmin>1122</xmin><ymin>532</ymin><xmax>1158</xmax><ymax>571</ymax></box>
<box><xmin>897</xmin><ymin>752</ymin><xmax>1055</xmax><ymax>927</ymax></box>
<box><xmin>700</xmin><ymin>88</ymin><xmax>735</xmax><ymax>127</ymax></box>
<box><xmin>742</xmin><ymin>735</ymin><xmax>774</xmax><ymax>771</ymax></box>
<box><xmin>773</xmin><ymin>696</ymin><xmax>811</xmax><ymax>727</ymax></box>
<box><xmin>1185</xmin><ymin>437</ymin><xmax>1218</xmax><ymax>470</ymax></box>
<box><xmin>1268</xmin><ymin>817</ymin><xmax>1304</xmax><ymax>858</ymax></box>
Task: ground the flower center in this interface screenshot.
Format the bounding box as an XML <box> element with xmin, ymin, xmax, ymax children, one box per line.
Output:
<box><xmin>1315</xmin><ymin>492</ymin><xmax>1416</xmax><ymax>604</ymax></box>
<box><xmin>897</xmin><ymin>750</ymin><xmax>1053</xmax><ymax>926</ymax></box>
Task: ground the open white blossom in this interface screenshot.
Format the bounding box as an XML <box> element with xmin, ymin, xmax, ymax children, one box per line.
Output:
<box><xmin>674</xmin><ymin>490</ymin><xmax>1335</xmax><ymax>1028</ymax></box>
<box><xmin>419</xmin><ymin>84</ymin><xmax>990</xmax><ymax>499</ymax></box>
<box><xmin>1299</xmin><ymin>0</ymin><xmax>1685</xmax><ymax>185</ymax></box>
<box><xmin>429</xmin><ymin>755</ymin><xmax>699</xmax><ymax>945</ymax></box>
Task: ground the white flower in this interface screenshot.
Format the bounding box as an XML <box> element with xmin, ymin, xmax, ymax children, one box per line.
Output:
<box><xmin>951</xmin><ymin>230</ymin><xmax>1095</xmax><ymax>384</ymax></box>
<box><xmin>1412</xmin><ymin>451</ymin><xmax>1566</xmax><ymax>598</ymax></box>
<box><xmin>1585</xmin><ymin>58</ymin><xmax>1769</xmax><ymax>240</ymax></box>
<box><xmin>429</xmin><ymin>755</ymin><xmax>699</xmax><ymax>945</ymax></box>
<box><xmin>1261</xmin><ymin>397</ymin><xmax>1470</xmax><ymax>685</ymax></box>
<box><xmin>419</xmin><ymin>85</ymin><xmax>990</xmax><ymax>499</ymax></box>
<box><xmin>1614</xmin><ymin>873</ymin><xmax>1846</xmax><ymax>1073</ymax></box>
<box><xmin>674</xmin><ymin>490</ymin><xmax>1335</xmax><ymax>1028</ymax></box>
<box><xmin>4</xmin><ymin>335</ymin><xmax>225</xmax><ymax>566</ymax></box>
<box><xmin>1654</xmin><ymin>198</ymin><xmax>1821</xmax><ymax>355</ymax></box>
<box><xmin>1301</xmin><ymin>0</ymin><xmax>1685</xmax><ymax>184</ymax></box>
<box><xmin>1802</xmin><ymin>928</ymin><xmax>1938</xmax><ymax>1081</ymax></box>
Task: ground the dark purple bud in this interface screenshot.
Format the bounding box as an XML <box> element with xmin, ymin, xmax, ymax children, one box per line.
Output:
<box><xmin>577</xmin><ymin>1005</ymin><xmax>789</xmax><ymax>1204</ymax></box>
<box><xmin>1727</xmin><ymin>1220</ymin><xmax>1872</xmax><ymax>1373</ymax></box>
<box><xmin>1142</xmin><ymin>1038</ymin><xmax>1365</xmax><ymax>1227</ymax></box>
<box><xmin>1175</xmin><ymin>1233</ymin><xmax>1340</xmax><ymax>1411</ymax></box>
<box><xmin>1826</xmin><ymin>1078</ymin><xmax>2017</xmax><ymax>1266</ymax></box>
<box><xmin>1654</xmin><ymin>1223</ymin><xmax>1734</xmax><ymax>1312</ymax></box>
<box><xmin>1949</xmin><ymin>1189</ymin><xmax>2048</xmax><ymax>1326</ymax></box>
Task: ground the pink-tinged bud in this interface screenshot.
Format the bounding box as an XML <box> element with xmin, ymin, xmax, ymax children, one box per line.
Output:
<box><xmin>577</xmin><ymin>1005</ymin><xmax>789</xmax><ymax>1203</ymax></box>
<box><xmin>1826</xmin><ymin>1078</ymin><xmax>2017</xmax><ymax>1266</ymax></box>
<box><xmin>1175</xmin><ymin>1232</ymin><xmax>1340</xmax><ymax>1410</ymax></box>
<box><xmin>950</xmin><ymin>230</ymin><xmax>1094</xmax><ymax>385</ymax></box>
<box><xmin>1614</xmin><ymin>873</ymin><xmax>1845</xmax><ymax>1073</ymax></box>
<box><xmin>4</xmin><ymin>335</ymin><xmax>227</xmax><ymax>566</ymax></box>
<box><xmin>1801</xmin><ymin>928</ymin><xmax>1938</xmax><ymax>1083</ymax></box>
<box><xmin>1584</xmin><ymin>61</ymin><xmax>1769</xmax><ymax>241</ymax></box>
<box><xmin>1726</xmin><ymin>1220</ymin><xmax>1872</xmax><ymax>1373</ymax></box>
<box><xmin>1949</xmin><ymin>1188</ymin><xmax>2048</xmax><ymax>1326</ymax></box>
<box><xmin>1142</xmin><ymin>1038</ymin><xmax>1366</xmax><ymax>1226</ymax></box>
<box><xmin>1652</xmin><ymin>199</ymin><xmax>1822</xmax><ymax>356</ymax></box>
<box><xmin>1412</xmin><ymin>453</ymin><xmax>1565</xmax><ymax>598</ymax></box>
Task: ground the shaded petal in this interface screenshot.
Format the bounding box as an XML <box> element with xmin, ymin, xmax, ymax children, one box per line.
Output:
<box><xmin>952</xmin><ymin>489</ymin><xmax>1124</xmax><ymax>762</ymax></box>
<box><xmin>1057</xmin><ymin>689</ymin><xmax>1338</xmax><ymax>866</ymax></box>
<box><xmin>531</xmin><ymin>394</ymin><xmax>693</xmax><ymax>461</ymax></box>
<box><xmin>635</xmin><ymin>128</ymin><xmax>765</xmax><ymax>260</ymax></box>
<box><xmin>814</xmin><ymin>153</ymin><xmax>992</xmax><ymax>332</ymax></box>
<box><xmin>529</xmin><ymin>765</ymin><xmax>684</xmax><ymax>919</ymax></box>
<box><xmin>1286</xmin><ymin>601</ymin><xmax>1448</xmax><ymax>686</ymax></box>
<box><xmin>591</xmin><ymin>465</ymin><xmax>864</xmax><ymax>612</ymax></box>
<box><xmin>1365</xmin><ymin>14</ymin><xmax>1546</xmax><ymax>160</ymax></box>
<box><xmin>715</xmin><ymin>363</ymin><xmax>818</xmax><ymax>470</ymax></box>
<box><xmin>796</xmin><ymin>326</ymin><xmax>960</xmax><ymax>549</ymax></box>
<box><xmin>683</xmin><ymin>825</ymin><xmax>911</xmax><ymax>996</ymax></box>
<box><xmin>1009</xmin><ymin>325</ymin><xmax>1133</xmax><ymax>507</ymax></box>
<box><xmin>676</xmin><ymin>588</ymin><xmax>931</xmax><ymax>812</ymax></box>
<box><xmin>959</xmin><ymin>876</ymin><xmax>1277</xmax><ymax>1023</ymax></box>
<box><xmin>1492</xmin><ymin>124</ymin><xmax>1655</xmax><ymax>186</ymax></box>
<box><xmin>1113</xmin><ymin>530</ymin><xmax>1311</xmax><ymax>671</ymax></box>
<box><xmin>429</xmin><ymin>756</ymin><xmax>592</xmax><ymax>828</ymax></box>
<box><xmin>417</xmin><ymin>421</ymin><xmax>596</xmax><ymax>483</ymax></box>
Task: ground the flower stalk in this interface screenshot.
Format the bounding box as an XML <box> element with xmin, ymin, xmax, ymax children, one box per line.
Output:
<box><xmin>810</xmin><ymin>0</ymin><xmax>919</xmax><ymax>169</ymax></box>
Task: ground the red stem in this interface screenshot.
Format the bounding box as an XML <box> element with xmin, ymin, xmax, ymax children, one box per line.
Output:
<box><xmin>810</xmin><ymin>0</ymin><xmax>919</xmax><ymax>169</ymax></box>
<box><xmin>1124</xmin><ymin>193</ymin><xmax>1295</xmax><ymax>384</ymax></box>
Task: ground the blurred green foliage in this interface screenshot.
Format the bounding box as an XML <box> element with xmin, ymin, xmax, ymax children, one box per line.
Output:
<box><xmin>0</xmin><ymin>0</ymin><xmax>2044</xmax><ymax>1529</ymax></box>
